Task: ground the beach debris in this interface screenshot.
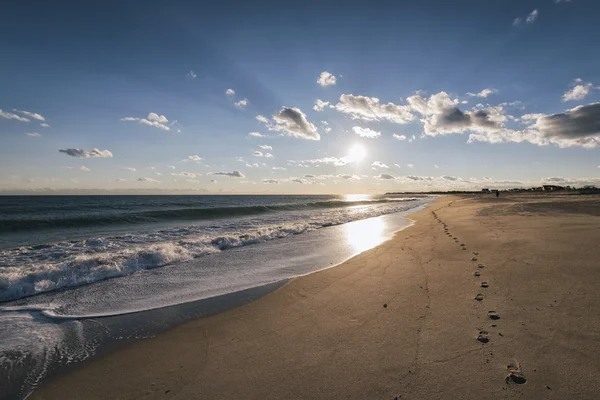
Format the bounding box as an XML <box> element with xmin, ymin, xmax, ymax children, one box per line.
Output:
<box><xmin>477</xmin><ymin>330</ymin><xmax>489</xmax><ymax>343</ymax></box>
<box><xmin>488</xmin><ymin>310</ymin><xmax>500</xmax><ymax>320</ymax></box>
<box><xmin>383</xmin><ymin>303</ymin><xmax>388</xmax><ymax>308</ymax></box>
<box><xmin>481</xmin><ymin>281</ymin><xmax>489</xmax><ymax>288</ymax></box>
<box><xmin>506</xmin><ymin>359</ymin><xmax>527</xmax><ymax>384</ymax></box>
<box><xmin>475</xmin><ymin>293</ymin><xmax>484</xmax><ymax>301</ymax></box>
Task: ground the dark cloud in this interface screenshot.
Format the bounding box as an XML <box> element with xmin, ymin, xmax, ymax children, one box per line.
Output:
<box><xmin>270</xmin><ymin>107</ymin><xmax>320</xmax><ymax>140</ymax></box>
<box><xmin>59</xmin><ymin>148</ymin><xmax>113</xmax><ymax>158</ymax></box>
<box><xmin>211</xmin><ymin>171</ymin><xmax>245</xmax><ymax>178</ymax></box>
<box><xmin>536</xmin><ymin>103</ymin><xmax>600</xmax><ymax>140</ymax></box>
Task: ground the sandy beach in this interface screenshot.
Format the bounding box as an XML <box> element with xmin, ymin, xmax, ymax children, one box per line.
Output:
<box><xmin>31</xmin><ymin>194</ymin><xmax>600</xmax><ymax>400</ymax></box>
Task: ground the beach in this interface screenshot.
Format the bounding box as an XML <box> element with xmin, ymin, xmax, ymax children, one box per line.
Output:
<box><xmin>31</xmin><ymin>194</ymin><xmax>600</xmax><ymax>399</ymax></box>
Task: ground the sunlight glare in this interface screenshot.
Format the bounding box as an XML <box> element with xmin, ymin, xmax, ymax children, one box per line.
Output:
<box><xmin>343</xmin><ymin>217</ymin><xmax>386</xmax><ymax>253</ymax></box>
<box><xmin>347</xmin><ymin>144</ymin><xmax>366</xmax><ymax>163</ymax></box>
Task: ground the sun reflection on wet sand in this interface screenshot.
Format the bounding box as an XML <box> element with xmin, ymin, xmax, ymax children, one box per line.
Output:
<box><xmin>343</xmin><ymin>216</ymin><xmax>386</xmax><ymax>253</ymax></box>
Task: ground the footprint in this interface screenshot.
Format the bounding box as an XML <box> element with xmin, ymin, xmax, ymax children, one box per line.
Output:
<box><xmin>478</xmin><ymin>264</ymin><xmax>485</xmax><ymax>268</ymax></box>
<box><xmin>460</xmin><ymin>244</ymin><xmax>466</xmax><ymax>247</ymax></box>
<box><xmin>473</xmin><ymin>252</ymin><xmax>479</xmax><ymax>255</ymax></box>
<box><xmin>481</xmin><ymin>281</ymin><xmax>489</xmax><ymax>288</ymax></box>
<box><xmin>474</xmin><ymin>271</ymin><xmax>481</xmax><ymax>277</ymax></box>
<box><xmin>506</xmin><ymin>359</ymin><xmax>527</xmax><ymax>384</ymax></box>
<box><xmin>488</xmin><ymin>310</ymin><xmax>500</xmax><ymax>320</ymax></box>
<box><xmin>477</xmin><ymin>330</ymin><xmax>490</xmax><ymax>343</ymax></box>
<box><xmin>475</xmin><ymin>293</ymin><xmax>484</xmax><ymax>301</ymax></box>
<box><xmin>471</xmin><ymin>257</ymin><xmax>478</xmax><ymax>262</ymax></box>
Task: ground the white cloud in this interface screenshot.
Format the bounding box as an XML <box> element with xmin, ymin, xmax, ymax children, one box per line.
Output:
<box><xmin>40</xmin><ymin>123</ymin><xmax>50</xmax><ymax>128</ymax></box>
<box><xmin>526</xmin><ymin>9</ymin><xmax>539</xmax><ymax>23</ymax></box>
<box><xmin>253</xmin><ymin>150</ymin><xmax>273</xmax><ymax>158</ymax></box>
<box><xmin>258</xmin><ymin>145</ymin><xmax>273</xmax><ymax>150</ymax></box>
<box><xmin>434</xmin><ymin>164</ymin><xmax>440</xmax><ymax>168</ymax></box>
<box><xmin>335</xmin><ymin>94</ymin><xmax>414</xmax><ymax>124</ymax></box>
<box><xmin>289</xmin><ymin>156</ymin><xmax>349</xmax><ymax>167</ymax></box>
<box><xmin>562</xmin><ymin>79</ymin><xmax>595</xmax><ymax>102</ymax></box>
<box><xmin>467</xmin><ymin>88</ymin><xmax>498</xmax><ymax>98</ymax></box>
<box><xmin>226</xmin><ymin>88</ymin><xmax>235</xmax><ymax>96</ymax></box>
<box><xmin>313</xmin><ymin>99</ymin><xmax>331</xmax><ymax>112</ymax></box>
<box><xmin>513</xmin><ymin>18</ymin><xmax>522</xmax><ymax>26</ymax></box>
<box><xmin>352</xmin><ymin>126</ymin><xmax>381</xmax><ymax>138</ymax></box>
<box><xmin>263</xmin><ymin>179</ymin><xmax>279</xmax><ymax>184</ymax></box>
<box><xmin>392</xmin><ymin>134</ymin><xmax>406</xmax><ymax>141</ymax></box>
<box><xmin>0</xmin><ymin>109</ymin><xmax>30</xmax><ymax>122</ymax></box>
<box><xmin>13</xmin><ymin>109</ymin><xmax>46</xmax><ymax>121</ymax></box>
<box><xmin>25</xmin><ymin>132</ymin><xmax>41</xmax><ymax>137</ymax></box>
<box><xmin>172</xmin><ymin>172</ymin><xmax>201</xmax><ymax>178</ymax></box>
<box><xmin>317</xmin><ymin>71</ymin><xmax>337</xmax><ymax>87</ymax></box>
<box><xmin>121</xmin><ymin>112</ymin><xmax>170</xmax><ymax>131</ymax></box>
<box><xmin>124</xmin><ymin>167</ymin><xmax>136</xmax><ymax>172</ymax></box>
<box><xmin>256</xmin><ymin>115</ymin><xmax>269</xmax><ymax>124</ymax></box>
<box><xmin>187</xmin><ymin>70</ymin><xmax>197</xmax><ymax>79</ymax></box>
<box><xmin>168</xmin><ymin>165</ymin><xmax>176</xmax><ymax>169</ymax></box>
<box><xmin>116</xmin><ymin>178</ymin><xmax>127</xmax><ymax>182</ymax></box>
<box><xmin>371</xmin><ymin>161</ymin><xmax>390</xmax><ymax>169</ymax></box>
<box><xmin>138</xmin><ymin>177</ymin><xmax>160</xmax><ymax>183</ymax></box>
<box><xmin>59</xmin><ymin>148</ymin><xmax>113</xmax><ymax>158</ymax></box>
<box><xmin>272</xmin><ymin>166</ymin><xmax>287</xmax><ymax>170</ymax></box>
<box><xmin>248</xmin><ymin>131</ymin><xmax>267</xmax><ymax>138</ymax></box>
<box><xmin>186</xmin><ymin>155</ymin><xmax>203</xmax><ymax>162</ymax></box>
<box><xmin>234</xmin><ymin>99</ymin><xmax>249</xmax><ymax>109</ymax></box>
<box><xmin>211</xmin><ymin>170</ymin><xmax>245</xmax><ymax>178</ymax></box>
<box><xmin>80</xmin><ymin>166</ymin><xmax>91</xmax><ymax>172</ymax></box>
<box><xmin>260</xmin><ymin>107</ymin><xmax>320</xmax><ymax>140</ymax></box>
<box><xmin>407</xmin><ymin>164</ymin><xmax>415</xmax><ymax>168</ymax></box>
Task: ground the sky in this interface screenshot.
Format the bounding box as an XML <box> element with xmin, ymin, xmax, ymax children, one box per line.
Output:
<box><xmin>1</xmin><ymin>0</ymin><xmax>600</xmax><ymax>194</ymax></box>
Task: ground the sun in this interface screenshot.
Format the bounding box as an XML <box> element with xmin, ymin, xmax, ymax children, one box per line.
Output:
<box><xmin>347</xmin><ymin>144</ymin><xmax>367</xmax><ymax>162</ymax></box>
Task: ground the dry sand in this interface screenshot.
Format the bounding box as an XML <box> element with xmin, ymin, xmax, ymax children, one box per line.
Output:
<box><xmin>32</xmin><ymin>194</ymin><xmax>600</xmax><ymax>399</ymax></box>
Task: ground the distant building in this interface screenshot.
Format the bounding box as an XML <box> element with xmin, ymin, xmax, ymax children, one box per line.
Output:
<box><xmin>482</xmin><ymin>188</ymin><xmax>490</xmax><ymax>193</ymax></box>
<box><xmin>543</xmin><ymin>185</ymin><xmax>564</xmax><ymax>191</ymax></box>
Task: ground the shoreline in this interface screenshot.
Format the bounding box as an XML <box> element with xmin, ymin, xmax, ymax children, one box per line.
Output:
<box><xmin>31</xmin><ymin>194</ymin><xmax>600</xmax><ymax>399</ymax></box>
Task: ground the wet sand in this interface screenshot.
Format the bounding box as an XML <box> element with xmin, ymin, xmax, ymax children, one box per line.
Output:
<box><xmin>32</xmin><ymin>194</ymin><xmax>600</xmax><ymax>399</ymax></box>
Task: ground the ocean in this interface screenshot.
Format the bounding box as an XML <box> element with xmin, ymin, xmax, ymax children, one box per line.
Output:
<box><xmin>0</xmin><ymin>194</ymin><xmax>432</xmax><ymax>399</ymax></box>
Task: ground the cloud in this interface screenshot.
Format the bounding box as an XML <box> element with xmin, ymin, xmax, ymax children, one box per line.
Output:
<box><xmin>393</xmin><ymin>134</ymin><xmax>406</xmax><ymax>141</ymax></box>
<box><xmin>407</xmin><ymin>164</ymin><xmax>414</xmax><ymax>168</ymax></box>
<box><xmin>40</xmin><ymin>123</ymin><xmax>50</xmax><ymax>128</ymax></box>
<box><xmin>187</xmin><ymin>71</ymin><xmax>197</xmax><ymax>79</ymax></box>
<box><xmin>377</xmin><ymin>173</ymin><xmax>396</xmax><ymax>180</ymax></box>
<box><xmin>352</xmin><ymin>126</ymin><xmax>381</xmax><ymax>138</ymax></box>
<box><xmin>116</xmin><ymin>178</ymin><xmax>127</xmax><ymax>182</ymax></box>
<box><xmin>467</xmin><ymin>88</ymin><xmax>498</xmax><ymax>98</ymax></box>
<box><xmin>291</xmin><ymin>178</ymin><xmax>310</xmax><ymax>184</ymax></box>
<box><xmin>258</xmin><ymin>145</ymin><xmax>273</xmax><ymax>150</ymax></box>
<box><xmin>226</xmin><ymin>88</ymin><xmax>235</xmax><ymax>96</ymax></box>
<box><xmin>317</xmin><ymin>71</ymin><xmax>337</xmax><ymax>87</ymax></box>
<box><xmin>253</xmin><ymin>150</ymin><xmax>273</xmax><ymax>158</ymax></box>
<box><xmin>313</xmin><ymin>99</ymin><xmax>331</xmax><ymax>112</ymax></box>
<box><xmin>138</xmin><ymin>177</ymin><xmax>160</xmax><ymax>183</ymax></box>
<box><xmin>25</xmin><ymin>132</ymin><xmax>41</xmax><ymax>137</ymax></box>
<box><xmin>171</xmin><ymin>172</ymin><xmax>201</xmax><ymax>178</ymax></box>
<box><xmin>261</xmin><ymin>107</ymin><xmax>320</xmax><ymax>140</ymax></box>
<box><xmin>186</xmin><ymin>155</ymin><xmax>203</xmax><ymax>162</ymax></box>
<box><xmin>59</xmin><ymin>148</ymin><xmax>113</xmax><ymax>158</ymax></box>
<box><xmin>407</xmin><ymin>91</ymin><xmax>506</xmax><ymax>136</ymax></box>
<box><xmin>13</xmin><ymin>109</ymin><xmax>46</xmax><ymax>121</ymax></box>
<box><xmin>0</xmin><ymin>109</ymin><xmax>30</xmax><ymax>122</ymax></box>
<box><xmin>211</xmin><ymin>170</ymin><xmax>245</xmax><ymax>178</ymax></box>
<box><xmin>335</xmin><ymin>94</ymin><xmax>414</xmax><ymax>124</ymax></box>
<box><xmin>248</xmin><ymin>132</ymin><xmax>266</xmax><ymax>138</ymax></box>
<box><xmin>562</xmin><ymin>79</ymin><xmax>595</xmax><ymax>102</ymax></box>
<box><xmin>263</xmin><ymin>179</ymin><xmax>279</xmax><ymax>184</ymax></box>
<box><xmin>289</xmin><ymin>156</ymin><xmax>349</xmax><ymax>167</ymax></box>
<box><xmin>513</xmin><ymin>18</ymin><xmax>522</xmax><ymax>26</ymax></box>
<box><xmin>272</xmin><ymin>166</ymin><xmax>287</xmax><ymax>170</ymax></box>
<box><xmin>526</xmin><ymin>9</ymin><xmax>538</xmax><ymax>23</ymax></box>
<box><xmin>234</xmin><ymin>99</ymin><xmax>249</xmax><ymax>109</ymax></box>
<box><xmin>124</xmin><ymin>167</ymin><xmax>136</xmax><ymax>172</ymax></box>
<box><xmin>80</xmin><ymin>166</ymin><xmax>91</xmax><ymax>172</ymax></box>
<box><xmin>168</xmin><ymin>165</ymin><xmax>176</xmax><ymax>169</ymax></box>
<box><xmin>121</xmin><ymin>112</ymin><xmax>170</xmax><ymax>131</ymax></box>
<box><xmin>256</xmin><ymin>115</ymin><xmax>269</xmax><ymax>124</ymax></box>
<box><xmin>371</xmin><ymin>161</ymin><xmax>390</xmax><ymax>169</ymax></box>
<box><xmin>434</xmin><ymin>164</ymin><xmax>440</xmax><ymax>168</ymax></box>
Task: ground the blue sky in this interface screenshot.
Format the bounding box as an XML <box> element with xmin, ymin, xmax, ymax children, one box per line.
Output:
<box><xmin>1</xmin><ymin>0</ymin><xmax>599</xmax><ymax>193</ymax></box>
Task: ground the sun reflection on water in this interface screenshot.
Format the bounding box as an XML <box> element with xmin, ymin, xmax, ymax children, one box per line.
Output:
<box><xmin>343</xmin><ymin>216</ymin><xmax>386</xmax><ymax>253</ymax></box>
<box><xmin>343</xmin><ymin>194</ymin><xmax>371</xmax><ymax>202</ymax></box>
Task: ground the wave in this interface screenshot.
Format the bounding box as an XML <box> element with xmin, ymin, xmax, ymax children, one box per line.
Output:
<box><xmin>0</xmin><ymin>198</ymin><xmax>429</xmax><ymax>303</ymax></box>
<box><xmin>0</xmin><ymin>198</ymin><xmax>417</xmax><ymax>233</ymax></box>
